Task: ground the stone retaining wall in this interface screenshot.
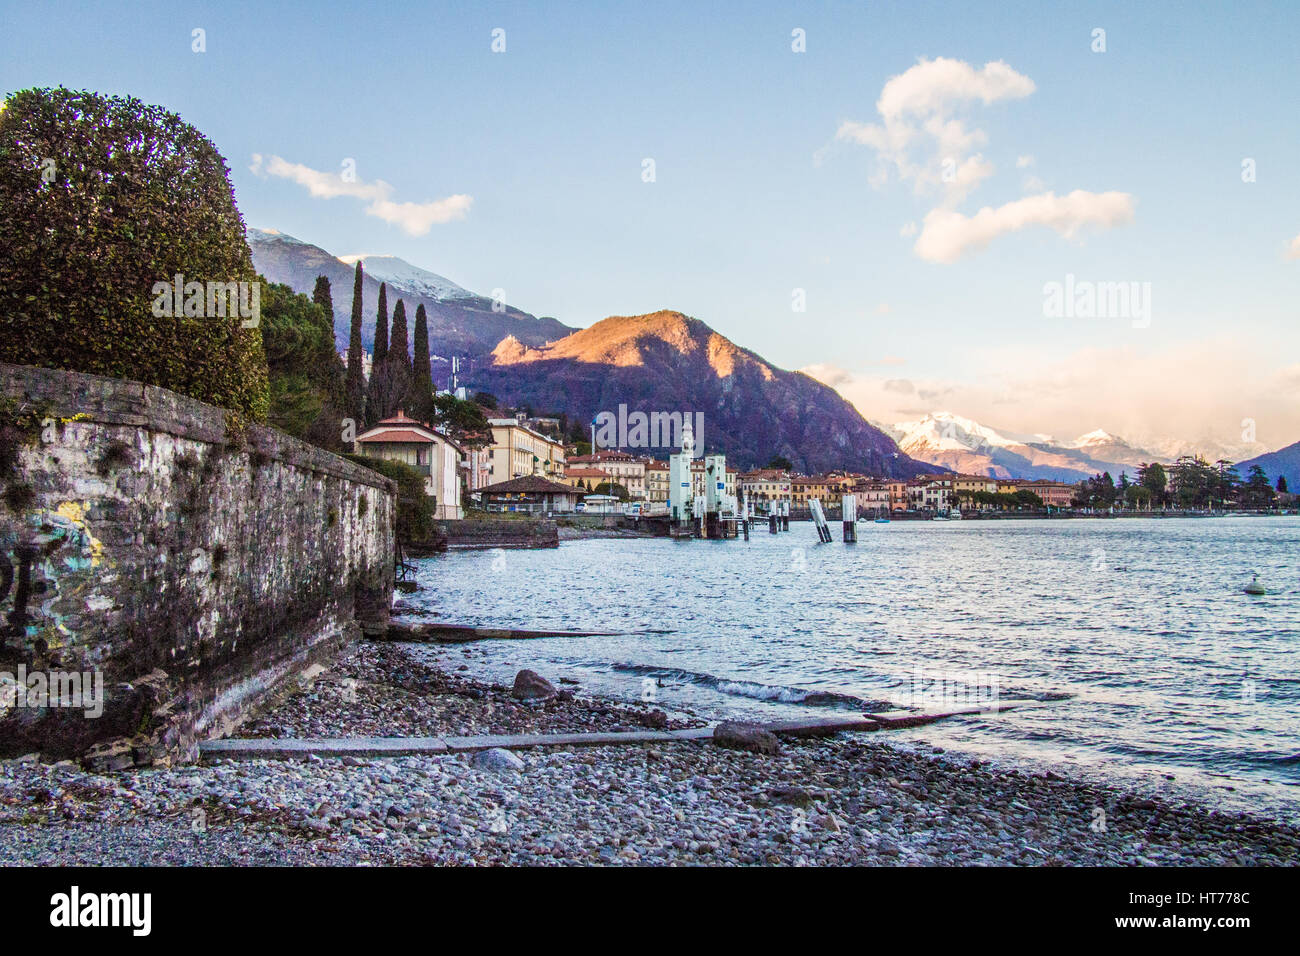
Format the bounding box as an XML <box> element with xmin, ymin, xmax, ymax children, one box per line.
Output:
<box><xmin>432</xmin><ymin>518</ymin><xmax>558</xmax><ymax>550</ymax></box>
<box><xmin>0</xmin><ymin>363</ymin><xmax>395</xmax><ymax>767</ymax></box>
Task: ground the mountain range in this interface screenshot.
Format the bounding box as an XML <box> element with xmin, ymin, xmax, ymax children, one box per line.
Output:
<box><xmin>877</xmin><ymin>412</ymin><xmax>1284</xmax><ymax>481</ymax></box>
<box><xmin>879</xmin><ymin>412</ymin><xmax>1167</xmax><ymax>482</ymax></box>
<box><xmin>246</xmin><ymin>229</ymin><xmax>931</xmax><ymax>476</ymax></box>
<box><xmin>248</xmin><ymin>228</ymin><xmax>572</xmax><ymax>362</ymax></box>
<box><xmin>248</xmin><ymin>228</ymin><xmax>1291</xmax><ymax>482</ymax></box>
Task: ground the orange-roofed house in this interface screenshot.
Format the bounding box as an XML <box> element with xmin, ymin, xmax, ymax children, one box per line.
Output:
<box><xmin>355</xmin><ymin>409</ymin><xmax>465</xmax><ymax>519</ymax></box>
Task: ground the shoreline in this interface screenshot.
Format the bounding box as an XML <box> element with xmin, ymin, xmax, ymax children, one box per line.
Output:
<box><xmin>1</xmin><ymin>640</ymin><xmax>1296</xmax><ymax>866</ymax></box>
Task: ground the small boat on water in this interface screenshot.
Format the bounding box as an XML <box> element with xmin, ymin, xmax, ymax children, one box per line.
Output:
<box><xmin>874</xmin><ymin>517</ymin><xmax>891</xmax><ymax>524</ymax></box>
<box><xmin>949</xmin><ymin>509</ymin><xmax>963</xmax><ymax>520</ymax></box>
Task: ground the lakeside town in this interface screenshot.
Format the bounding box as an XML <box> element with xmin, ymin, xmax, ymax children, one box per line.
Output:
<box><xmin>354</xmin><ymin>404</ymin><xmax>1297</xmax><ymax>522</ymax></box>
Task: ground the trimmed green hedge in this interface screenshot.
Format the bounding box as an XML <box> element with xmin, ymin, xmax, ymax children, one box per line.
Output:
<box><xmin>344</xmin><ymin>454</ymin><xmax>434</xmax><ymax>543</ymax></box>
<box><xmin>0</xmin><ymin>87</ymin><xmax>269</xmax><ymax>420</ymax></box>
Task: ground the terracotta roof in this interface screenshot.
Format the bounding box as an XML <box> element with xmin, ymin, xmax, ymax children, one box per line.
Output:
<box><xmin>565</xmin><ymin>468</ymin><xmax>611</xmax><ymax>479</ymax></box>
<box><xmin>357</xmin><ymin>413</ymin><xmax>465</xmax><ymax>452</ymax></box>
<box><xmin>357</xmin><ymin>428</ymin><xmax>435</xmax><ymax>444</ymax></box>
<box><xmin>377</xmin><ymin>409</ymin><xmax>422</xmax><ymax>425</ymax></box>
<box><xmin>477</xmin><ymin>476</ymin><xmax>578</xmax><ymax>496</ymax></box>
<box><xmin>569</xmin><ymin>451</ymin><xmax>640</xmax><ymax>464</ymax></box>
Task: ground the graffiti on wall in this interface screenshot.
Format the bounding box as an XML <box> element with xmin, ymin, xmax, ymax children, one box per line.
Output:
<box><xmin>0</xmin><ymin>502</ymin><xmax>104</xmax><ymax>647</ymax></box>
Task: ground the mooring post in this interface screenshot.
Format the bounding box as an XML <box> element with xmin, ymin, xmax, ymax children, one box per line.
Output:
<box><xmin>843</xmin><ymin>494</ymin><xmax>857</xmax><ymax>543</ymax></box>
<box><xmin>810</xmin><ymin>499</ymin><xmax>833</xmax><ymax>543</ymax></box>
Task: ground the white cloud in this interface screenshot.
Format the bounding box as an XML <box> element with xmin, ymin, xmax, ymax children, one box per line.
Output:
<box><xmin>836</xmin><ymin>57</ymin><xmax>1035</xmax><ymax>204</ymax></box>
<box><xmin>365</xmin><ymin>196</ymin><xmax>474</xmax><ymax>235</ymax></box>
<box><xmin>836</xmin><ymin>57</ymin><xmax>1134</xmax><ymax>261</ymax></box>
<box><xmin>251</xmin><ymin>154</ymin><xmax>471</xmax><ymax>235</ymax></box>
<box><xmin>1287</xmin><ymin>233</ymin><xmax>1300</xmax><ymax>260</ymax></box>
<box><xmin>913</xmin><ymin>189</ymin><xmax>1136</xmax><ymax>263</ymax></box>
<box><xmin>261</xmin><ymin>155</ymin><xmax>389</xmax><ymax>201</ymax></box>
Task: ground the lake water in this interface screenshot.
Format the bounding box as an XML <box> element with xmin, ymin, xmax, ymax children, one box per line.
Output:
<box><xmin>404</xmin><ymin>517</ymin><xmax>1300</xmax><ymax>817</ymax></box>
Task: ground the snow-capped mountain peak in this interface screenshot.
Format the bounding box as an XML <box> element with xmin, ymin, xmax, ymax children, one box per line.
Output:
<box><xmin>336</xmin><ymin>254</ymin><xmax>473</xmax><ymax>302</ymax></box>
<box><xmin>1067</xmin><ymin>428</ymin><xmax>1122</xmax><ymax>448</ymax></box>
<box><xmin>881</xmin><ymin>411</ymin><xmax>1159</xmax><ymax>481</ymax></box>
<box><xmin>248</xmin><ymin>226</ymin><xmax>313</xmax><ymax>247</ymax></box>
<box><xmin>889</xmin><ymin>411</ymin><xmax>1052</xmax><ymax>453</ymax></box>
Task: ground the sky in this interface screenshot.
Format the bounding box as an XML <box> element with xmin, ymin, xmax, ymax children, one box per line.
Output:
<box><xmin>3</xmin><ymin>0</ymin><xmax>1298</xmax><ymax>453</ymax></box>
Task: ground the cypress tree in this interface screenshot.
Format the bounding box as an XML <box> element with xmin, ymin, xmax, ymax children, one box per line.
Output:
<box><xmin>312</xmin><ymin>274</ymin><xmax>334</xmax><ymax>319</ymax></box>
<box><xmin>365</xmin><ymin>282</ymin><xmax>390</xmax><ymax>426</ymax></box>
<box><xmin>344</xmin><ymin>262</ymin><xmax>366</xmax><ymax>426</ymax></box>
<box><xmin>390</xmin><ymin>299</ymin><xmax>410</xmax><ymax>368</ymax></box>
<box><xmin>378</xmin><ymin>298</ymin><xmax>413</xmax><ymax>419</ymax></box>
<box><xmin>373</xmin><ymin>282</ymin><xmax>389</xmax><ymax>365</ymax></box>
<box><xmin>409</xmin><ymin>303</ymin><xmax>434</xmax><ymax>423</ymax></box>
<box><xmin>311</xmin><ymin>275</ymin><xmax>344</xmax><ymax>407</ymax></box>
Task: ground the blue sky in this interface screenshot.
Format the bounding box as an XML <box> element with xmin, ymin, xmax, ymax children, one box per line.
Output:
<box><xmin>3</xmin><ymin>0</ymin><xmax>1298</xmax><ymax>450</ymax></box>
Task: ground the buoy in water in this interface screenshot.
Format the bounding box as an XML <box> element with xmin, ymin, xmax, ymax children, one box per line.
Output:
<box><xmin>1244</xmin><ymin>574</ymin><xmax>1267</xmax><ymax>595</ymax></box>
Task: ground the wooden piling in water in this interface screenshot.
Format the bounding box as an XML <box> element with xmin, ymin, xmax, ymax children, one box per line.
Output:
<box><xmin>809</xmin><ymin>499</ymin><xmax>833</xmax><ymax>543</ymax></box>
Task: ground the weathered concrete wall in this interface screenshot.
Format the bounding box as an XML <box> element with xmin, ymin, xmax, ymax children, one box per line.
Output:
<box><xmin>0</xmin><ymin>363</ymin><xmax>395</xmax><ymax>767</ymax></box>
<box><xmin>433</xmin><ymin>518</ymin><xmax>558</xmax><ymax>550</ymax></box>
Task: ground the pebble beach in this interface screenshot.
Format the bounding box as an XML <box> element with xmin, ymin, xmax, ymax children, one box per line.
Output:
<box><xmin>1</xmin><ymin>641</ymin><xmax>1297</xmax><ymax>866</ymax></box>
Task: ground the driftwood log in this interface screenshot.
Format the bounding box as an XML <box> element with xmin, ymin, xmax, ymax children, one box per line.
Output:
<box><xmin>380</xmin><ymin>621</ymin><xmax>643</xmax><ymax>643</ymax></box>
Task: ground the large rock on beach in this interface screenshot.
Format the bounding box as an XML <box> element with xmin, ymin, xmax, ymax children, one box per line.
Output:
<box><xmin>471</xmin><ymin>747</ymin><xmax>525</xmax><ymax>772</ymax></box>
<box><xmin>511</xmin><ymin>669</ymin><xmax>557</xmax><ymax>701</ymax></box>
<box><xmin>712</xmin><ymin>721</ymin><xmax>780</xmax><ymax>755</ymax></box>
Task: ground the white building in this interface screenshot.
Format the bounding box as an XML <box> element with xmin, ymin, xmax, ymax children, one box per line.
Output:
<box><xmin>355</xmin><ymin>410</ymin><xmax>465</xmax><ymax>519</ymax></box>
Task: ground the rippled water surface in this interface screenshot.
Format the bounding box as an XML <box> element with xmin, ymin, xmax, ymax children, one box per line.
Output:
<box><xmin>406</xmin><ymin>518</ymin><xmax>1300</xmax><ymax>814</ymax></box>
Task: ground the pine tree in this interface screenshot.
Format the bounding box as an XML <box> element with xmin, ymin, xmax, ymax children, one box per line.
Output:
<box><xmin>408</xmin><ymin>303</ymin><xmax>434</xmax><ymax>423</ymax></box>
<box><xmin>344</xmin><ymin>262</ymin><xmax>366</xmax><ymax>427</ymax></box>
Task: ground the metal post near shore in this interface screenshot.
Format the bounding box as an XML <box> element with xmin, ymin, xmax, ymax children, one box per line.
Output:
<box><xmin>843</xmin><ymin>494</ymin><xmax>857</xmax><ymax>543</ymax></box>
